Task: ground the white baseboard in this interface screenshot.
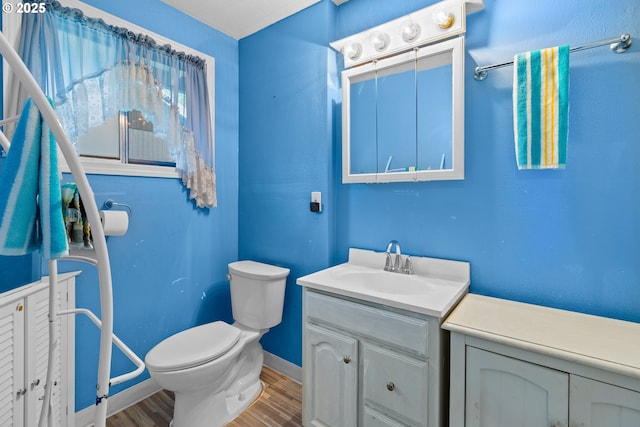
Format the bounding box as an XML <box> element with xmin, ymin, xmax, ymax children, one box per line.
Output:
<box><xmin>74</xmin><ymin>351</ymin><xmax>301</xmax><ymax>425</ymax></box>
<box><xmin>263</xmin><ymin>350</ymin><xmax>302</xmax><ymax>384</ymax></box>
<box><xmin>74</xmin><ymin>378</ymin><xmax>162</xmax><ymax>427</ymax></box>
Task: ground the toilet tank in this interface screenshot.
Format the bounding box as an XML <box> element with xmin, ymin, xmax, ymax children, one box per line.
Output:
<box><xmin>228</xmin><ymin>261</ymin><xmax>290</xmax><ymax>330</ymax></box>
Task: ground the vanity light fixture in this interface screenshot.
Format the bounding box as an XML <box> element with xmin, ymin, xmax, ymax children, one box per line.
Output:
<box><xmin>433</xmin><ymin>10</ymin><xmax>455</xmax><ymax>29</ymax></box>
<box><xmin>330</xmin><ymin>0</ymin><xmax>484</xmax><ymax>68</ymax></box>
<box><xmin>343</xmin><ymin>42</ymin><xmax>362</xmax><ymax>60</ymax></box>
<box><xmin>401</xmin><ymin>21</ymin><xmax>422</xmax><ymax>43</ymax></box>
<box><xmin>370</xmin><ymin>31</ymin><xmax>390</xmax><ymax>52</ymax></box>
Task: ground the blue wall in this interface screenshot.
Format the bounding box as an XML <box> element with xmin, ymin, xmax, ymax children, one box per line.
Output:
<box><xmin>238</xmin><ymin>1</ymin><xmax>338</xmax><ymax>366</ymax></box>
<box><xmin>239</xmin><ymin>0</ymin><xmax>640</xmax><ymax>375</ymax></box>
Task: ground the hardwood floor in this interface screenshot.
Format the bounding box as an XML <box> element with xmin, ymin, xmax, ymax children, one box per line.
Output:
<box><xmin>106</xmin><ymin>367</ymin><xmax>302</xmax><ymax>427</ymax></box>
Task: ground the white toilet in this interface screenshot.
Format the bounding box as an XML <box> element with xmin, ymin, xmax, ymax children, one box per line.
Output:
<box><xmin>145</xmin><ymin>260</ymin><xmax>290</xmax><ymax>427</ymax></box>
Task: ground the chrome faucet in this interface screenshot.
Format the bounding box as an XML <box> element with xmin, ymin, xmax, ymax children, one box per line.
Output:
<box><xmin>384</xmin><ymin>240</ymin><xmax>413</xmax><ymax>274</ymax></box>
<box><xmin>385</xmin><ymin>240</ymin><xmax>401</xmax><ymax>271</ymax></box>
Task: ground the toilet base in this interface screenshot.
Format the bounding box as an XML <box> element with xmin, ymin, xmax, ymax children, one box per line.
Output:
<box><xmin>169</xmin><ymin>380</ymin><xmax>263</xmax><ymax>427</ymax></box>
<box><xmin>225</xmin><ymin>380</ymin><xmax>263</xmax><ymax>424</ymax></box>
<box><xmin>168</xmin><ymin>332</ymin><xmax>266</xmax><ymax>427</ymax></box>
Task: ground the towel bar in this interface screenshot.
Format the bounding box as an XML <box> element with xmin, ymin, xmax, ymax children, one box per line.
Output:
<box><xmin>474</xmin><ymin>33</ymin><xmax>632</xmax><ymax>81</ymax></box>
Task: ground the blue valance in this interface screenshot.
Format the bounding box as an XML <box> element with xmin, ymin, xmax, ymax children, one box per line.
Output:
<box><xmin>14</xmin><ymin>0</ymin><xmax>216</xmax><ymax>207</ymax></box>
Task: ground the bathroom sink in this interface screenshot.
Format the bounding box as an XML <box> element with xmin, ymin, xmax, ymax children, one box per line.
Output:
<box><xmin>297</xmin><ymin>248</ymin><xmax>471</xmax><ymax>318</ymax></box>
<box><xmin>331</xmin><ymin>268</ymin><xmax>436</xmax><ymax>295</ymax></box>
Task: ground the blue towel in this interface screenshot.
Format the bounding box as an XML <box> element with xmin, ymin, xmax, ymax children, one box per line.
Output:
<box><xmin>0</xmin><ymin>98</ymin><xmax>69</xmax><ymax>259</ymax></box>
<box><xmin>513</xmin><ymin>45</ymin><xmax>569</xmax><ymax>169</ymax></box>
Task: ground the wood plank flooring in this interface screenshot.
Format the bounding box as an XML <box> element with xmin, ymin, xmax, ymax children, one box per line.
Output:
<box><xmin>106</xmin><ymin>367</ymin><xmax>302</xmax><ymax>427</ymax></box>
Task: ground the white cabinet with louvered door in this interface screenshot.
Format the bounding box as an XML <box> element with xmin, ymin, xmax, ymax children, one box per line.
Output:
<box><xmin>0</xmin><ymin>298</ymin><xmax>26</xmax><ymax>426</ymax></box>
<box><xmin>0</xmin><ymin>272</ymin><xmax>77</xmax><ymax>427</ymax></box>
<box><xmin>25</xmin><ymin>281</ymin><xmax>71</xmax><ymax>427</ymax></box>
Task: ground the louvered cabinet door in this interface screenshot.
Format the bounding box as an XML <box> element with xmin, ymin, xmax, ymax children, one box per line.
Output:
<box><xmin>0</xmin><ymin>275</ymin><xmax>75</xmax><ymax>427</ymax></box>
<box><xmin>24</xmin><ymin>286</ymin><xmax>65</xmax><ymax>427</ymax></box>
<box><xmin>0</xmin><ymin>299</ymin><xmax>26</xmax><ymax>426</ymax></box>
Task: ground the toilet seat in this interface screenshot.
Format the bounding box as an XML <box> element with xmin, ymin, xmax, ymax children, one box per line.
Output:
<box><xmin>146</xmin><ymin>321</ymin><xmax>241</xmax><ymax>372</ymax></box>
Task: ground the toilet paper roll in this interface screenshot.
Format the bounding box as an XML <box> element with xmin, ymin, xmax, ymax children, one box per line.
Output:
<box><xmin>99</xmin><ymin>210</ymin><xmax>129</xmax><ymax>236</ymax></box>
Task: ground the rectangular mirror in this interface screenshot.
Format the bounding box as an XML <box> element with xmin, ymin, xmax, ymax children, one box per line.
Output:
<box><xmin>417</xmin><ymin>51</ymin><xmax>453</xmax><ymax>172</ymax></box>
<box><xmin>348</xmin><ymin>69</ymin><xmax>377</xmax><ymax>180</ymax></box>
<box><xmin>377</xmin><ymin>56</ymin><xmax>417</xmax><ymax>182</ymax></box>
<box><xmin>342</xmin><ymin>36</ymin><xmax>464</xmax><ymax>183</ymax></box>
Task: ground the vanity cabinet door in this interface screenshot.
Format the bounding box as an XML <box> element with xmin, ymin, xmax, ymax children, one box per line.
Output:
<box><xmin>362</xmin><ymin>343</ymin><xmax>428</xmax><ymax>426</ymax></box>
<box><xmin>570</xmin><ymin>375</ymin><xmax>640</xmax><ymax>427</ymax></box>
<box><xmin>303</xmin><ymin>324</ymin><xmax>358</xmax><ymax>427</ymax></box>
<box><xmin>465</xmin><ymin>347</ymin><xmax>569</xmax><ymax>427</ymax></box>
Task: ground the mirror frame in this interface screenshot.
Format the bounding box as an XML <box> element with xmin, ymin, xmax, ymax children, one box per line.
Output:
<box><xmin>341</xmin><ymin>36</ymin><xmax>465</xmax><ymax>183</ymax></box>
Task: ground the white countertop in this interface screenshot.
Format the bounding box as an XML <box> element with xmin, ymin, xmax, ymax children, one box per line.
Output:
<box><xmin>443</xmin><ymin>293</ymin><xmax>640</xmax><ymax>378</ymax></box>
<box><xmin>296</xmin><ymin>248</ymin><xmax>470</xmax><ymax>319</ymax></box>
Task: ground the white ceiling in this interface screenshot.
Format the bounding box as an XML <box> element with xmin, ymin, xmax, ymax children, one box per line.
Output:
<box><xmin>161</xmin><ymin>0</ymin><xmax>348</xmax><ymax>40</ymax></box>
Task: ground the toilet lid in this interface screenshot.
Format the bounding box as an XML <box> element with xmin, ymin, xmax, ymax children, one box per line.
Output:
<box><xmin>229</xmin><ymin>260</ymin><xmax>290</xmax><ymax>280</ymax></box>
<box><xmin>145</xmin><ymin>321</ymin><xmax>241</xmax><ymax>372</ymax></box>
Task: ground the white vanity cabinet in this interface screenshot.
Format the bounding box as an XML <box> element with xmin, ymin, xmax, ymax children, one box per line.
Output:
<box><xmin>443</xmin><ymin>294</ymin><xmax>640</xmax><ymax>427</ymax></box>
<box><xmin>0</xmin><ymin>272</ymin><xmax>77</xmax><ymax>427</ymax></box>
<box><xmin>302</xmin><ymin>288</ymin><xmax>444</xmax><ymax>427</ymax></box>
<box><xmin>298</xmin><ymin>247</ymin><xmax>471</xmax><ymax>427</ymax></box>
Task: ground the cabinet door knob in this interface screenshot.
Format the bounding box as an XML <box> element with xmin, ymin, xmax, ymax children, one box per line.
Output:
<box><xmin>386</xmin><ymin>382</ymin><xmax>395</xmax><ymax>391</ymax></box>
<box><xmin>16</xmin><ymin>388</ymin><xmax>27</xmax><ymax>397</ymax></box>
<box><xmin>343</xmin><ymin>355</ymin><xmax>351</xmax><ymax>364</ymax></box>
<box><xmin>31</xmin><ymin>379</ymin><xmax>40</xmax><ymax>388</ymax></box>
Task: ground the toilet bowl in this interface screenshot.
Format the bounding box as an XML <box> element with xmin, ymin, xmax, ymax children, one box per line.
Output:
<box><xmin>145</xmin><ymin>260</ymin><xmax>290</xmax><ymax>427</ymax></box>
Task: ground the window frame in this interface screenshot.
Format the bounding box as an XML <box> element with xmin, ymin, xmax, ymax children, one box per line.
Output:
<box><xmin>2</xmin><ymin>0</ymin><xmax>215</xmax><ymax>179</ymax></box>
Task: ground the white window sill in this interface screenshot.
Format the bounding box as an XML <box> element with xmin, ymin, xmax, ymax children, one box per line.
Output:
<box><xmin>60</xmin><ymin>156</ymin><xmax>179</xmax><ymax>179</ymax></box>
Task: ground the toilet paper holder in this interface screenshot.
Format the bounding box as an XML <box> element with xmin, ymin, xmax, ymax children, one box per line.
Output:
<box><xmin>103</xmin><ymin>199</ymin><xmax>132</xmax><ymax>216</ymax></box>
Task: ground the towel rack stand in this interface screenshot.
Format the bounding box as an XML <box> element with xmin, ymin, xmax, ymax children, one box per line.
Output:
<box><xmin>0</xmin><ymin>30</ymin><xmax>142</xmax><ymax>427</ymax></box>
<box><xmin>474</xmin><ymin>33</ymin><xmax>632</xmax><ymax>81</ymax></box>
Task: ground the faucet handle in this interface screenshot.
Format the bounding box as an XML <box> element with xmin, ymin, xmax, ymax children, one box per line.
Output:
<box><xmin>402</xmin><ymin>256</ymin><xmax>414</xmax><ymax>275</ymax></box>
<box><xmin>384</xmin><ymin>252</ymin><xmax>393</xmax><ymax>271</ymax></box>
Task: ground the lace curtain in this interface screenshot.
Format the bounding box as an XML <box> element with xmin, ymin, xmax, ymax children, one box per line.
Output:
<box><xmin>11</xmin><ymin>0</ymin><xmax>216</xmax><ymax>207</ymax></box>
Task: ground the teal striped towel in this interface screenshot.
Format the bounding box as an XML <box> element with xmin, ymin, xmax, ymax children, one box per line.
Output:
<box><xmin>0</xmin><ymin>98</ymin><xmax>69</xmax><ymax>259</ymax></box>
<box><xmin>513</xmin><ymin>45</ymin><xmax>569</xmax><ymax>169</ymax></box>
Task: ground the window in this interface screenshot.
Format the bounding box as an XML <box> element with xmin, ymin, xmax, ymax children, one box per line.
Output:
<box><xmin>124</xmin><ymin>110</ymin><xmax>176</xmax><ymax>166</ymax></box>
<box><xmin>77</xmin><ymin>110</ymin><xmax>176</xmax><ymax>167</ymax></box>
<box><xmin>5</xmin><ymin>0</ymin><xmax>217</xmax><ymax>206</ymax></box>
